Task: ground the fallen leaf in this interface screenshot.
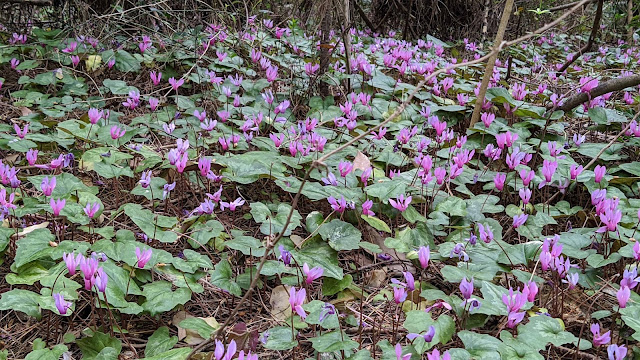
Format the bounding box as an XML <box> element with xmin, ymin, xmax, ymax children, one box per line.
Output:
<box><xmin>367</xmin><ymin>269</ymin><xmax>387</xmax><ymax>288</ymax></box>
<box><xmin>290</xmin><ymin>234</ymin><xmax>304</xmax><ymax>247</ymax></box>
<box><xmin>13</xmin><ymin>222</ymin><xmax>49</xmax><ymax>238</ymax></box>
<box><xmin>270</xmin><ymin>285</ymin><xmax>292</xmax><ymax>322</ymax></box>
<box><xmin>352</xmin><ymin>151</ymin><xmax>371</xmax><ymax>171</ymax></box>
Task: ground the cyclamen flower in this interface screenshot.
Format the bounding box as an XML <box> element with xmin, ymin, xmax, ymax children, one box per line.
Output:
<box><xmin>393</xmin><ymin>286</ymin><xmax>407</xmax><ymax>304</ymax></box>
<box><xmin>278</xmin><ymin>245</ymin><xmax>292</xmax><ymax>265</ymax></box>
<box><xmin>418</xmin><ymin>246</ymin><xmax>430</xmax><ymax>269</ymax></box>
<box><xmin>494</xmin><ymin>173</ymin><xmax>506</xmax><ymax>191</ymax></box>
<box><xmin>512</xmin><ymin>214</ymin><xmax>528</xmax><ymax>228</ymax></box>
<box><xmin>506</xmin><ymin>311</ymin><xmax>525</xmax><ymax>328</ymax></box>
<box><xmin>84</xmin><ymin>202</ymin><xmax>100</xmax><ymax>218</ymax></box>
<box><xmin>328</xmin><ymin>196</ymin><xmax>348</xmax><ymax>213</ymax></box>
<box><xmin>591</xmin><ymin>323</ymin><xmax>611</xmax><ymax>347</ymax></box>
<box><xmin>14</xmin><ymin>124</ymin><xmax>28</xmax><ymax>139</ymax></box>
<box><xmin>94</xmin><ymin>267</ymin><xmax>108</xmax><ymax>293</ymax></box>
<box><xmin>110</xmin><ymin>126</ymin><xmax>126</xmax><ymax>140</ymax></box>
<box><xmin>289</xmin><ymin>287</ymin><xmax>307</xmax><ymax>319</ymax></box>
<box><xmin>522</xmin><ymin>281</ymin><xmax>538</xmax><ymax>302</ymax></box>
<box><xmin>407</xmin><ymin>325</ymin><xmax>436</xmax><ymax>343</ymax></box>
<box><xmin>460</xmin><ymin>277</ymin><xmax>473</xmax><ymax>299</ymax></box>
<box><xmin>26</xmin><ymin>148</ymin><xmax>38</xmax><ymax>165</ymax></box>
<box><xmin>88</xmin><ymin>108</ymin><xmax>103</xmax><ymax>124</ymax></box>
<box><xmin>163</xmin><ymin>182</ymin><xmax>176</xmax><ymax>200</ymax></box>
<box><xmin>594</xmin><ymin>165</ymin><xmax>606</xmax><ymax>183</ymax></box>
<box><xmin>389</xmin><ymin>194</ymin><xmax>412</xmax><ymax>212</ymax></box>
<box><xmin>168</xmin><ymin>77</ymin><xmax>184</xmax><ymax>91</ymax></box>
<box><xmin>362</xmin><ymin>200</ymin><xmax>375</xmax><ymax>216</ymax></box>
<box><xmin>617</xmin><ymin>286</ymin><xmax>630</xmax><ymax>308</ymax></box>
<box><xmin>481</xmin><ymin>112</ymin><xmax>495</xmax><ymax>128</ymax></box>
<box><xmin>579</xmin><ymin>76</ymin><xmax>599</xmax><ymax>93</ymax></box>
<box><xmin>570</xmin><ymin>164</ymin><xmax>583</xmax><ymax>180</ymax></box>
<box><xmin>220</xmin><ymin>198</ymin><xmax>245</xmax><ymax>211</ymax></box>
<box><xmin>338</xmin><ymin>161</ymin><xmax>353</xmax><ymax>177</ymax></box>
<box><xmin>41</xmin><ymin>176</ymin><xmax>56</xmax><ymax>196</ymax></box>
<box><xmin>135</xmin><ymin>247</ymin><xmax>153</xmax><ymax>268</ymax></box>
<box><xmin>53</xmin><ymin>293</ymin><xmax>71</xmax><ymax>315</ymax></box>
<box><xmin>303</xmin><ymin>263</ymin><xmax>324</xmax><ymax>284</ymax></box>
<box><xmin>63</xmin><ymin>252</ymin><xmax>82</xmax><ymax>275</ymax></box>
<box><xmin>150</xmin><ymin>71</ymin><xmax>162</xmax><ymax>86</ymax></box>
<box><xmin>477</xmin><ymin>223</ymin><xmax>493</xmax><ymax>243</ymax></box>
<box><xmin>139</xmin><ymin>170</ymin><xmax>152</xmax><ymax>188</ymax></box>
<box><xmin>395</xmin><ymin>343</ymin><xmax>411</xmax><ymax>360</ymax></box>
<box><xmin>50</xmin><ymin>198</ymin><xmax>66</xmax><ymax>217</ymax></box>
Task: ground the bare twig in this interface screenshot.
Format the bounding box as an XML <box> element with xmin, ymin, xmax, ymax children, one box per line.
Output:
<box><xmin>558</xmin><ymin>74</ymin><xmax>640</xmax><ymax>112</ymax></box>
<box><xmin>557</xmin><ymin>0</ymin><xmax>603</xmax><ymax>73</ymax></box>
<box><xmin>548</xmin><ymin>0</ymin><xmax>596</xmax><ymax>12</ymax></box>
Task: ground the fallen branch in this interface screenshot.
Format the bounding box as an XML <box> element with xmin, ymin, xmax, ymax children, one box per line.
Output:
<box><xmin>353</xmin><ymin>0</ymin><xmax>376</xmax><ymax>33</ymax></box>
<box><xmin>556</xmin><ymin>0</ymin><xmax>603</xmax><ymax>73</ymax></box>
<box><xmin>548</xmin><ymin>0</ymin><xmax>596</xmax><ymax>12</ymax></box>
<box><xmin>0</xmin><ymin>0</ymin><xmax>51</xmax><ymax>4</ymax></box>
<box><xmin>558</xmin><ymin>74</ymin><xmax>640</xmax><ymax>112</ymax></box>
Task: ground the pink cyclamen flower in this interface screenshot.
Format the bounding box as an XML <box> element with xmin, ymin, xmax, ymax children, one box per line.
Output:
<box><xmin>494</xmin><ymin>173</ymin><xmax>506</xmax><ymax>191</ymax></box>
<box><xmin>94</xmin><ymin>267</ymin><xmax>108</xmax><ymax>293</ymax></box>
<box><xmin>50</xmin><ymin>198</ymin><xmax>66</xmax><ymax>217</ymax></box>
<box><xmin>513</xmin><ymin>214</ymin><xmax>528</xmax><ymax>228</ymax></box>
<box><xmin>594</xmin><ymin>165</ymin><xmax>606</xmax><ymax>183</ymax></box>
<box><xmin>88</xmin><ymin>108</ymin><xmax>103</xmax><ymax>124</ymax></box>
<box><xmin>83</xmin><ymin>202</ymin><xmax>100</xmax><ymax>218</ymax></box>
<box><xmin>607</xmin><ymin>344</ymin><xmax>627</xmax><ymax>360</ymax></box>
<box><xmin>303</xmin><ymin>263</ymin><xmax>324</xmax><ymax>284</ymax></box>
<box><xmin>522</xmin><ymin>281</ymin><xmax>538</xmax><ymax>302</ymax></box>
<box><xmin>70</xmin><ymin>55</ymin><xmax>80</xmax><ymax>67</ymax></box>
<box><xmin>220</xmin><ymin>198</ymin><xmax>245</xmax><ymax>211</ymax></box>
<box><xmin>41</xmin><ymin>176</ymin><xmax>56</xmax><ymax>196</ymax></box>
<box><xmin>338</xmin><ymin>161</ymin><xmax>353</xmax><ymax>177</ymax></box>
<box><xmin>10</xmin><ymin>58</ymin><xmax>20</xmax><ymax>70</ymax></box>
<box><xmin>63</xmin><ymin>252</ymin><xmax>81</xmax><ymax>275</ymax></box>
<box><xmin>150</xmin><ymin>71</ymin><xmax>162</xmax><ymax>86</ymax></box>
<box><xmin>361</xmin><ymin>167</ymin><xmax>372</xmax><ymax>184</ymax></box>
<box><xmin>477</xmin><ymin>223</ymin><xmax>493</xmax><ymax>243</ymax></box>
<box><xmin>139</xmin><ymin>170</ymin><xmax>152</xmax><ymax>188</ymax></box>
<box><xmin>289</xmin><ymin>287</ymin><xmax>307</xmax><ymax>319</ymax></box>
<box><xmin>168</xmin><ymin>77</ymin><xmax>184</xmax><ymax>91</ymax></box>
<box><xmin>633</xmin><ymin>241</ymin><xmax>640</xmax><ymax>261</ymax></box>
<box><xmin>389</xmin><ymin>194</ymin><xmax>412</xmax><ymax>212</ymax></box>
<box><xmin>570</xmin><ymin>164</ymin><xmax>583</xmax><ymax>180</ymax></box>
<box><xmin>395</xmin><ymin>343</ymin><xmax>411</xmax><ymax>360</ymax></box>
<box><xmin>362</xmin><ymin>200</ymin><xmax>375</xmax><ymax>216</ymax></box>
<box><xmin>506</xmin><ymin>311</ymin><xmax>525</xmax><ymax>328</ymax></box>
<box><xmin>14</xmin><ymin>124</ymin><xmax>28</xmax><ymax>138</ymax></box>
<box><xmin>53</xmin><ymin>293</ymin><xmax>71</xmax><ymax>315</ymax></box>
<box><xmin>617</xmin><ymin>286</ymin><xmax>630</xmax><ymax>308</ymax></box>
<box><xmin>591</xmin><ymin>323</ymin><xmax>611</xmax><ymax>347</ymax></box>
<box><xmin>418</xmin><ymin>245</ymin><xmax>430</xmax><ymax>269</ymax></box>
<box><xmin>393</xmin><ymin>286</ymin><xmax>407</xmax><ymax>304</ymax></box>
<box><xmin>579</xmin><ymin>77</ymin><xmax>599</xmax><ymax>93</ymax></box>
<box><xmin>110</xmin><ymin>126</ymin><xmax>126</xmax><ymax>140</ymax></box>
<box><xmin>502</xmin><ymin>287</ymin><xmax>527</xmax><ymax>313</ymax></box>
<box><xmin>460</xmin><ymin>277</ymin><xmax>474</xmax><ymax>299</ymax></box>
<box><xmin>149</xmin><ymin>97</ymin><xmax>159</xmax><ymax>111</ymax></box>
<box><xmin>266</xmin><ymin>65</ymin><xmax>278</xmax><ymax>82</ymax></box>
<box><xmin>26</xmin><ymin>148</ymin><xmax>38</xmax><ymax>165</ymax></box>
<box><xmin>135</xmin><ymin>247</ymin><xmax>153</xmax><ymax>268</ymax></box>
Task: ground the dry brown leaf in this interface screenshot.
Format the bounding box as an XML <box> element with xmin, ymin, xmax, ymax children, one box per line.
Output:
<box><xmin>352</xmin><ymin>151</ymin><xmax>371</xmax><ymax>171</ymax></box>
<box><xmin>13</xmin><ymin>222</ymin><xmax>49</xmax><ymax>238</ymax></box>
<box><xmin>270</xmin><ymin>285</ymin><xmax>292</xmax><ymax>322</ymax></box>
<box><xmin>290</xmin><ymin>234</ymin><xmax>304</xmax><ymax>247</ymax></box>
<box><xmin>172</xmin><ymin>311</ymin><xmax>219</xmax><ymax>344</ymax></box>
<box><xmin>20</xmin><ymin>107</ymin><xmax>33</xmax><ymax>116</ymax></box>
<box><xmin>367</xmin><ymin>269</ymin><xmax>387</xmax><ymax>288</ymax></box>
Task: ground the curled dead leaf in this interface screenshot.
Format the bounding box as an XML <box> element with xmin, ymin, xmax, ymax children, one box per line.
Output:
<box><xmin>270</xmin><ymin>285</ymin><xmax>292</xmax><ymax>322</ymax></box>
<box><xmin>352</xmin><ymin>151</ymin><xmax>371</xmax><ymax>171</ymax></box>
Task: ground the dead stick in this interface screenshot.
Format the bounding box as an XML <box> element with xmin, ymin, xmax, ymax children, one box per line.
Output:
<box><xmin>557</xmin><ymin>0</ymin><xmax>604</xmax><ymax>73</ymax></box>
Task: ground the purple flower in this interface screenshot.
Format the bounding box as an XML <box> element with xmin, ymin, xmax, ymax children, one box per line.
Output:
<box><xmin>338</xmin><ymin>161</ymin><xmax>353</xmax><ymax>177</ymax></box>
<box><xmin>94</xmin><ymin>267</ymin><xmax>108</xmax><ymax>292</ymax></box>
<box><xmin>139</xmin><ymin>170</ymin><xmax>152</xmax><ymax>188</ymax></box>
<box><xmin>303</xmin><ymin>263</ymin><xmax>323</xmax><ymax>284</ymax></box>
<box><xmin>110</xmin><ymin>126</ymin><xmax>125</xmax><ymax>140</ymax></box>
<box><xmin>168</xmin><ymin>77</ymin><xmax>184</xmax><ymax>91</ymax></box>
<box><xmin>362</xmin><ymin>200</ymin><xmax>375</xmax><ymax>216</ymax></box>
<box><xmin>477</xmin><ymin>223</ymin><xmax>493</xmax><ymax>244</ymax></box>
<box><xmin>570</xmin><ymin>164</ymin><xmax>583</xmax><ymax>180</ymax></box>
<box><xmin>83</xmin><ymin>202</ymin><xmax>100</xmax><ymax>219</ymax></box>
<box><xmin>395</xmin><ymin>343</ymin><xmax>411</xmax><ymax>360</ymax></box>
<box><xmin>607</xmin><ymin>344</ymin><xmax>627</xmax><ymax>360</ymax></box>
<box><xmin>289</xmin><ymin>287</ymin><xmax>307</xmax><ymax>319</ymax></box>
<box><xmin>389</xmin><ymin>194</ymin><xmax>412</xmax><ymax>212</ymax></box>
<box><xmin>278</xmin><ymin>245</ymin><xmax>292</xmax><ymax>265</ymax></box>
<box><xmin>163</xmin><ymin>182</ymin><xmax>176</xmax><ymax>200</ymax></box>
<box><xmin>220</xmin><ymin>197</ymin><xmax>245</xmax><ymax>211</ymax></box>
<box><xmin>494</xmin><ymin>173</ymin><xmax>506</xmax><ymax>191</ymax></box>
<box><xmin>266</xmin><ymin>65</ymin><xmax>278</xmax><ymax>82</ymax></box>
<box><xmin>63</xmin><ymin>252</ymin><xmax>81</xmax><ymax>275</ymax></box>
<box><xmin>512</xmin><ymin>214</ymin><xmax>528</xmax><ymax>228</ymax></box>
<box><xmin>594</xmin><ymin>165</ymin><xmax>606</xmax><ymax>183</ymax></box>
<box><xmin>522</xmin><ymin>281</ymin><xmax>538</xmax><ymax>302</ymax></box>
<box><xmin>328</xmin><ymin>196</ymin><xmax>348</xmax><ymax>213</ymax></box>
<box><xmin>41</xmin><ymin>176</ymin><xmax>56</xmax><ymax>196</ymax></box>
<box><xmin>393</xmin><ymin>286</ymin><xmax>407</xmax><ymax>304</ymax></box>
<box><xmin>88</xmin><ymin>108</ymin><xmax>103</xmax><ymax>124</ymax></box>
<box><xmin>506</xmin><ymin>311</ymin><xmax>525</xmax><ymax>328</ymax></box>
<box><xmin>53</xmin><ymin>293</ymin><xmax>71</xmax><ymax>315</ymax></box>
<box><xmin>591</xmin><ymin>323</ymin><xmax>611</xmax><ymax>347</ymax></box>
<box><xmin>135</xmin><ymin>247</ymin><xmax>153</xmax><ymax>268</ymax></box>
<box><xmin>150</xmin><ymin>71</ymin><xmax>162</xmax><ymax>86</ymax></box>
<box><xmin>418</xmin><ymin>246</ymin><xmax>430</xmax><ymax>269</ymax></box>
<box><xmin>617</xmin><ymin>286</ymin><xmax>630</xmax><ymax>308</ymax></box>
<box><xmin>519</xmin><ymin>188</ymin><xmax>531</xmax><ymax>205</ymax></box>
<box><xmin>579</xmin><ymin>77</ymin><xmax>599</xmax><ymax>93</ymax></box>
<box><xmin>460</xmin><ymin>277</ymin><xmax>473</xmax><ymax>300</ymax></box>
<box><xmin>502</xmin><ymin>287</ymin><xmax>526</xmax><ymax>313</ymax></box>
<box><xmin>26</xmin><ymin>148</ymin><xmax>38</xmax><ymax>165</ymax></box>
<box><xmin>403</xmin><ymin>271</ymin><xmax>415</xmax><ymax>291</ymax></box>
<box><xmin>318</xmin><ymin>303</ymin><xmax>336</xmax><ymax>322</ymax></box>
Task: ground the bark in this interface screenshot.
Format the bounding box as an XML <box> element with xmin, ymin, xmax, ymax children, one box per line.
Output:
<box><xmin>558</xmin><ymin>75</ymin><xmax>640</xmax><ymax>112</ymax></box>
<box><xmin>548</xmin><ymin>0</ymin><xmax>597</xmax><ymax>12</ymax></box>
<box><xmin>628</xmin><ymin>0</ymin><xmax>635</xmax><ymax>44</ymax></box>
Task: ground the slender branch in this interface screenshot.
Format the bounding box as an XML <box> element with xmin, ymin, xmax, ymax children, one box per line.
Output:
<box><xmin>558</xmin><ymin>74</ymin><xmax>640</xmax><ymax>112</ymax></box>
<box><xmin>557</xmin><ymin>0</ymin><xmax>604</xmax><ymax>73</ymax></box>
<box><xmin>353</xmin><ymin>0</ymin><xmax>376</xmax><ymax>32</ymax></box>
<box><xmin>469</xmin><ymin>0</ymin><xmax>516</xmax><ymax>128</ymax></box>
<box><xmin>548</xmin><ymin>0</ymin><xmax>596</xmax><ymax>12</ymax></box>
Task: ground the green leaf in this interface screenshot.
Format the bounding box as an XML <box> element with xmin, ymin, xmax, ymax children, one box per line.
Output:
<box><xmin>210</xmin><ymin>259</ymin><xmax>242</xmax><ymax>296</ymax></box>
<box><xmin>178</xmin><ymin>318</ymin><xmax>217</xmax><ymax>339</ymax></box>
<box><xmin>123</xmin><ymin>204</ymin><xmax>178</xmax><ymax>243</ymax></box>
<box><xmin>250</xmin><ymin>202</ymin><xmax>302</xmax><ymax>237</ymax></box>
<box><xmin>115</xmin><ymin>50</ymin><xmax>141</xmax><ymax>72</ymax></box>
<box><xmin>24</xmin><ymin>344</ymin><xmax>68</xmax><ymax>360</ymax></box>
<box><xmin>77</xmin><ymin>331</ymin><xmax>122</xmax><ymax>360</ymax></box>
<box><xmin>103</xmin><ymin>79</ymin><xmax>138</xmax><ymax>95</ymax></box>
<box><xmin>290</xmin><ymin>238</ymin><xmax>343</xmax><ymax>280</ymax></box>
<box><xmin>318</xmin><ymin>219</ymin><xmax>362</xmax><ymax>251</ymax></box>
<box><xmin>0</xmin><ymin>289</ymin><xmax>42</xmax><ymax>319</ymax></box>
<box><xmin>517</xmin><ymin>315</ymin><xmax>577</xmax><ymax>348</ymax></box>
<box><xmin>14</xmin><ymin>228</ymin><xmax>56</xmax><ymax>268</ymax></box>
<box><xmin>436</xmin><ymin>197</ymin><xmax>467</xmax><ymax>217</ymax></box>
<box><xmin>310</xmin><ymin>331</ymin><xmax>359</xmax><ymax>352</ymax></box>
<box><xmin>361</xmin><ymin>215</ymin><xmax>392</xmax><ymax>233</ymax></box>
<box><xmin>322</xmin><ymin>274</ymin><xmax>353</xmax><ymax>296</ymax></box>
<box><xmin>225</xmin><ymin>230</ymin><xmax>266</xmax><ymax>257</ymax></box>
<box><xmin>141</xmin><ymin>348</ymin><xmax>192</xmax><ymax>360</ymax></box>
<box><xmin>457</xmin><ymin>330</ymin><xmax>502</xmax><ymax>360</ymax></box>
<box><xmin>365</xmin><ymin>179</ymin><xmax>406</xmax><ymax>202</ymax></box>
<box><xmin>263</xmin><ymin>327</ymin><xmax>298</xmax><ymax>350</ymax></box>
<box><xmin>145</xmin><ymin>327</ymin><xmax>178</xmax><ymax>357</ymax></box>
<box><xmin>141</xmin><ymin>281</ymin><xmax>192</xmax><ymax>316</ymax></box>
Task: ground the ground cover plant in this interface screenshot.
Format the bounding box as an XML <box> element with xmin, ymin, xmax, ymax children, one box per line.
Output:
<box><xmin>1</xmin><ymin>1</ymin><xmax>640</xmax><ymax>359</ymax></box>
